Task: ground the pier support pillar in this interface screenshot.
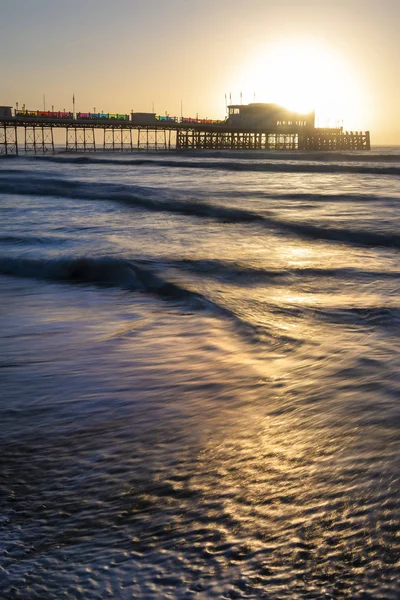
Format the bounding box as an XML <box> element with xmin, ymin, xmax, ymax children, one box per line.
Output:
<box><xmin>66</xmin><ymin>127</ymin><xmax>95</xmax><ymax>152</ymax></box>
<box><xmin>103</xmin><ymin>128</ymin><xmax>133</xmax><ymax>151</ymax></box>
<box><xmin>137</xmin><ymin>128</ymin><xmax>168</xmax><ymax>151</ymax></box>
<box><xmin>298</xmin><ymin>131</ymin><xmax>370</xmax><ymax>151</ymax></box>
<box><xmin>176</xmin><ymin>129</ymin><xmax>299</xmax><ymax>151</ymax></box>
<box><xmin>0</xmin><ymin>125</ymin><xmax>18</xmax><ymax>155</ymax></box>
<box><xmin>24</xmin><ymin>126</ymin><xmax>54</xmax><ymax>153</ymax></box>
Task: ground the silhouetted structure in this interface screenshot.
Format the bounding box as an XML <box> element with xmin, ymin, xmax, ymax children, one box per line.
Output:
<box><xmin>0</xmin><ymin>103</ymin><xmax>370</xmax><ymax>154</ymax></box>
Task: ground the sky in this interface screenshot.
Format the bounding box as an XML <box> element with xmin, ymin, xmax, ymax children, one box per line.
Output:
<box><xmin>1</xmin><ymin>0</ymin><xmax>399</xmax><ymax>144</ymax></box>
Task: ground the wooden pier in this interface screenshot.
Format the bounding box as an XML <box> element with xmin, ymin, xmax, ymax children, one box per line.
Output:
<box><xmin>0</xmin><ymin>105</ymin><xmax>371</xmax><ymax>155</ymax></box>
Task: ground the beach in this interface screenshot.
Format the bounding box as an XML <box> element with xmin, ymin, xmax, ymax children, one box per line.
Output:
<box><xmin>1</xmin><ymin>149</ymin><xmax>399</xmax><ymax>599</ymax></box>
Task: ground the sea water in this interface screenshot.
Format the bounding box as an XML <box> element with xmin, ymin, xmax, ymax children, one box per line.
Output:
<box><xmin>0</xmin><ymin>150</ymin><xmax>399</xmax><ymax>599</ymax></box>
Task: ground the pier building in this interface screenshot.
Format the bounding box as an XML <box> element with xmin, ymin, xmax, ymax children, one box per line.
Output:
<box><xmin>226</xmin><ymin>103</ymin><xmax>315</xmax><ymax>131</ymax></box>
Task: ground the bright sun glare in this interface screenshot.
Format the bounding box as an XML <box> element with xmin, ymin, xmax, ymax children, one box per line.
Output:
<box><xmin>235</xmin><ymin>40</ymin><xmax>366</xmax><ymax>128</ymax></box>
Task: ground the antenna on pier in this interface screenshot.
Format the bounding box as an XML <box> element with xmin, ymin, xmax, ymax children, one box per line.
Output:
<box><xmin>72</xmin><ymin>93</ymin><xmax>75</xmax><ymax>118</ymax></box>
<box><xmin>43</xmin><ymin>94</ymin><xmax>46</xmax><ymax>111</ymax></box>
<box><xmin>240</xmin><ymin>91</ymin><xmax>242</xmax><ymax>105</ymax></box>
<box><xmin>180</xmin><ymin>100</ymin><xmax>183</xmax><ymax>119</ymax></box>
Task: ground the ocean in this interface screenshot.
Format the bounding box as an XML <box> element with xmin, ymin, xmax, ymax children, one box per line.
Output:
<box><xmin>0</xmin><ymin>149</ymin><xmax>399</xmax><ymax>599</ymax></box>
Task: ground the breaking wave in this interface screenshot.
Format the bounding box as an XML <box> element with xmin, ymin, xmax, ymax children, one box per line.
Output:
<box><xmin>9</xmin><ymin>154</ymin><xmax>400</xmax><ymax>176</ymax></box>
<box><xmin>0</xmin><ymin>255</ymin><xmax>207</xmax><ymax>303</ymax></box>
<box><xmin>0</xmin><ymin>254</ymin><xmax>280</xmax><ymax>347</ymax></box>
<box><xmin>0</xmin><ymin>175</ymin><xmax>263</xmax><ymax>224</ymax></box>
<box><xmin>2</xmin><ymin>253</ymin><xmax>399</xmax><ymax>287</ymax></box>
<box><xmin>1</xmin><ymin>174</ymin><xmax>399</xmax><ymax>248</ymax></box>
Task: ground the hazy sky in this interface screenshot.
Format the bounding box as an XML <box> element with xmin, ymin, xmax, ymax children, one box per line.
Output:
<box><xmin>1</xmin><ymin>0</ymin><xmax>399</xmax><ymax>143</ymax></box>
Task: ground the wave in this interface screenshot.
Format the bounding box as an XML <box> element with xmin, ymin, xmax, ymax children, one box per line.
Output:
<box><xmin>178</xmin><ymin>149</ymin><xmax>400</xmax><ymax>163</ymax></box>
<box><xmin>0</xmin><ymin>168</ymin><xmax>41</xmax><ymax>177</ymax></box>
<box><xmin>169</xmin><ymin>259</ymin><xmax>400</xmax><ymax>282</ymax></box>
<box><xmin>0</xmin><ymin>254</ymin><xmax>275</xmax><ymax>347</ymax></box>
<box><xmin>273</xmin><ymin>192</ymin><xmax>399</xmax><ymax>204</ymax></box>
<box><xmin>2</xmin><ymin>172</ymin><xmax>397</xmax><ymax>208</ymax></box>
<box><xmin>9</xmin><ymin>154</ymin><xmax>400</xmax><ymax>176</ymax></box>
<box><xmin>0</xmin><ymin>234</ymin><xmax>68</xmax><ymax>246</ymax></box>
<box><xmin>4</xmin><ymin>254</ymin><xmax>398</xmax><ymax>290</ymax></box>
<box><xmin>264</xmin><ymin>302</ymin><xmax>400</xmax><ymax>333</ymax></box>
<box><xmin>0</xmin><ymin>176</ymin><xmax>263</xmax><ymax>224</ymax></box>
<box><xmin>0</xmin><ymin>255</ymin><xmax>213</xmax><ymax>306</ymax></box>
<box><xmin>1</xmin><ymin>175</ymin><xmax>399</xmax><ymax>249</ymax></box>
<box><xmin>219</xmin><ymin>190</ymin><xmax>399</xmax><ymax>205</ymax></box>
<box><xmin>1</xmin><ymin>255</ymin><xmax>398</xmax><ymax>344</ymax></box>
<box><xmin>262</xmin><ymin>217</ymin><xmax>400</xmax><ymax>249</ymax></box>
<box><xmin>3</xmin><ymin>148</ymin><xmax>400</xmax><ymax>164</ymax></box>
<box><xmin>315</xmin><ymin>306</ymin><xmax>400</xmax><ymax>329</ymax></box>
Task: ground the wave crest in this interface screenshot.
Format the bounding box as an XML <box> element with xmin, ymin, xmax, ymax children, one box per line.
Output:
<box><xmin>1</xmin><ymin>175</ymin><xmax>399</xmax><ymax>249</ymax></box>
<box><xmin>14</xmin><ymin>154</ymin><xmax>400</xmax><ymax>176</ymax></box>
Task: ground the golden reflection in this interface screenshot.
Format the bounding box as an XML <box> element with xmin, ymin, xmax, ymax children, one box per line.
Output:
<box><xmin>280</xmin><ymin>246</ymin><xmax>314</xmax><ymax>267</ymax></box>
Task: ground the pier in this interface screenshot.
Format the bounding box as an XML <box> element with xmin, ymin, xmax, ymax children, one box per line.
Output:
<box><xmin>0</xmin><ymin>103</ymin><xmax>371</xmax><ymax>155</ymax></box>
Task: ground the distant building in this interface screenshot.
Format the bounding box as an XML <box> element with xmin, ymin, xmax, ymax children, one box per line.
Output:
<box><xmin>130</xmin><ymin>112</ymin><xmax>157</xmax><ymax>124</ymax></box>
<box><xmin>0</xmin><ymin>106</ymin><xmax>12</xmax><ymax>118</ymax></box>
<box><xmin>226</xmin><ymin>103</ymin><xmax>315</xmax><ymax>130</ymax></box>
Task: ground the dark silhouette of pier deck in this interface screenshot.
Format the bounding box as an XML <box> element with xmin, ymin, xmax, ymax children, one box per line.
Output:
<box><xmin>0</xmin><ymin>104</ymin><xmax>371</xmax><ymax>154</ymax></box>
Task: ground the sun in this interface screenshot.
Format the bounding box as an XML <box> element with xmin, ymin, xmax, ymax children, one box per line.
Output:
<box><xmin>233</xmin><ymin>39</ymin><xmax>367</xmax><ymax>128</ymax></box>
